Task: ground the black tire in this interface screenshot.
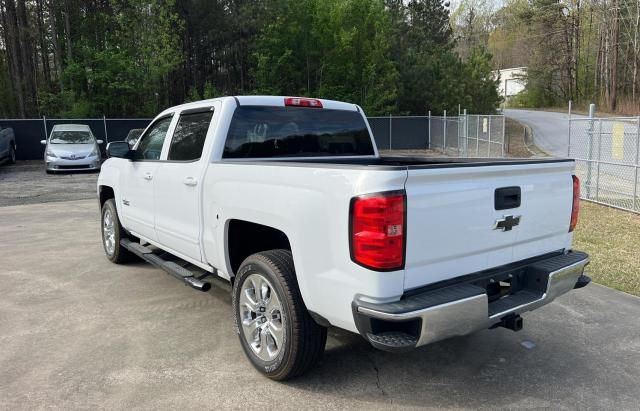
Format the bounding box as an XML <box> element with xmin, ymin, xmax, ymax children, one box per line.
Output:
<box><xmin>8</xmin><ymin>144</ymin><xmax>16</xmax><ymax>164</ymax></box>
<box><xmin>45</xmin><ymin>169</ymin><xmax>54</xmax><ymax>175</ymax></box>
<box><xmin>232</xmin><ymin>250</ymin><xmax>327</xmax><ymax>380</ymax></box>
<box><xmin>101</xmin><ymin>198</ymin><xmax>135</xmax><ymax>263</ymax></box>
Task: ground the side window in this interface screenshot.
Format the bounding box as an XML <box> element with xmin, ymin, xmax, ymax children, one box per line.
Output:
<box><xmin>167</xmin><ymin>109</ymin><xmax>214</xmax><ymax>161</ymax></box>
<box><xmin>135</xmin><ymin>116</ymin><xmax>173</xmax><ymax>160</ymax></box>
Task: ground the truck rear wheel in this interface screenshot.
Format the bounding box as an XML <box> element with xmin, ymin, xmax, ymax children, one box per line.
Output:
<box><xmin>232</xmin><ymin>250</ymin><xmax>327</xmax><ymax>380</ymax></box>
<box><xmin>101</xmin><ymin>199</ymin><xmax>135</xmax><ymax>264</ymax></box>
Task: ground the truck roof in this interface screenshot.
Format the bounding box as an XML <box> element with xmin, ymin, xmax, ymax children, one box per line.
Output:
<box><xmin>157</xmin><ymin>96</ymin><xmax>360</xmax><ymax>118</ymax></box>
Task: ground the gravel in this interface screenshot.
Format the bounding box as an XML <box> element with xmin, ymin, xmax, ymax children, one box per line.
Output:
<box><xmin>0</xmin><ymin>160</ymin><xmax>98</xmax><ymax>207</ymax></box>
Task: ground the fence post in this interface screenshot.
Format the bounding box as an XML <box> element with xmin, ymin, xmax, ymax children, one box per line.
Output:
<box><xmin>42</xmin><ymin>115</ymin><xmax>48</xmax><ymax>140</ymax></box>
<box><xmin>635</xmin><ymin>117</ymin><xmax>640</xmax><ymax>211</ymax></box>
<box><xmin>476</xmin><ymin>115</ymin><xmax>480</xmax><ymax>156</ymax></box>
<box><xmin>462</xmin><ymin>109</ymin><xmax>468</xmax><ymax>157</ymax></box>
<box><xmin>388</xmin><ymin>113</ymin><xmax>392</xmax><ymax>150</ymax></box>
<box><xmin>567</xmin><ymin>100</ymin><xmax>572</xmax><ymax>157</ymax></box>
<box><xmin>103</xmin><ymin>115</ymin><xmax>109</xmax><ymax>143</ymax></box>
<box><xmin>501</xmin><ymin>115</ymin><xmax>506</xmax><ymax>157</ymax></box>
<box><xmin>596</xmin><ymin>119</ymin><xmax>602</xmax><ymax>201</ymax></box>
<box><xmin>443</xmin><ymin>110</ymin><xmax>447</xmax><ymax>153</ymax></box>
<box><xmin>487</xmin><ymin>116</ymin><xmax>492</xmax><ymax>157</ymax></box>
<box><xmin>427</xmin><ymin>110</ymin><xmax>431</xmax><ymax>150</ymax></box>
<box><xmin>586</xmin><ymin>103</ymin><xmax>596</xmax><ymax>199</ymax></box>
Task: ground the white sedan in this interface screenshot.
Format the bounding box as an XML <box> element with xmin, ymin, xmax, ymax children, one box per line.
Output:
<box><xmin>41</xmin><ymin>124</ymin><xmax>103</xmax><ymax>173</ymax></box>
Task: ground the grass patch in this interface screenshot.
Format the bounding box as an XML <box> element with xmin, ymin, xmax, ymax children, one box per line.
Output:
<box><xmin>573</xmin><ymin>201</ymin><xmax>640</xmax><ymax>296</ymax></box>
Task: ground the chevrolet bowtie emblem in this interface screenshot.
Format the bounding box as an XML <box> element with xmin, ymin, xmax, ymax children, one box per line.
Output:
<box><xmin>494</xmin><ymin>215</ymin><xmax>521</xmax><ymax>231</ymax></box>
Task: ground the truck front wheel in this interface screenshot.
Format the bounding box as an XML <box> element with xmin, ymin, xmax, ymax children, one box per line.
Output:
<box><xmin>101</xmin><ymin>199</ymin><xmax>135</xmax><ymax>264</ymax></box>
<box><xmin>232</xmin><ymin>250</ymin><xmax>327</xmax><ymax>380</ymax></box>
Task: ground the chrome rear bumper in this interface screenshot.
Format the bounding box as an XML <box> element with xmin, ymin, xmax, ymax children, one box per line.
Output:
<box><xmin>353</xmin><ymin>251</ymin><xmax>590</xmax><ymax>352</ymax></box>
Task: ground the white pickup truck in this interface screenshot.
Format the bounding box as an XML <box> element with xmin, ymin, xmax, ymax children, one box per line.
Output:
<box><xmin>97</xmin><ymin>96</ymin><xmax>590</xmax><ymax>380</ymax></box>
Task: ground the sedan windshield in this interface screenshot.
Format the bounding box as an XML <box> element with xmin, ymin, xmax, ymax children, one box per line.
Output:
<box><xmin>50</xmin><ymin>131</ymin><xmax>94</xmax><ymax>144</ymax></box>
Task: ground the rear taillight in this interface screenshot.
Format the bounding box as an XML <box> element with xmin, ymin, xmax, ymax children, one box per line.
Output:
<box><xmin>570</xmin><ymin>175</ymin><xmax>580</xmax><ymax>232</ymax></box>
<box><xmin>284</xmin><ymin>97</ymin><xmax>323</xmax><ymax>108</ymax></box>
<box><xmin>350</xmin><ymin>191</ymin><xmax>405</xmax><ymax>271</ymax></box>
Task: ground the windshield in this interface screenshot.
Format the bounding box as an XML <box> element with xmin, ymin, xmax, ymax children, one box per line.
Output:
<box><xmin>223</xmin><ymin>106</ymin><xmax>375</xmax><ymax>158</ymax></box>
<box><xmin>50</xmin><ymin>131</ymin><xmax>94</xmax><ymax>144</ymax></box>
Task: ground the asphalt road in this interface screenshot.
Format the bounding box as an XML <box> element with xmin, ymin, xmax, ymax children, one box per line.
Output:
<box><xmin>504</xmin><ymin>109</ymin><xmax>640</xmax><ymax>210</ymax></box>
<box><xmin>503</xmin><ymin>109</ymin><xmax>582</xmax><ymax>157</ymax></box>
<box><xmin>1</xmin><ymin>199</ymin><xmax>639</xmax><ymax>410</ymax></box>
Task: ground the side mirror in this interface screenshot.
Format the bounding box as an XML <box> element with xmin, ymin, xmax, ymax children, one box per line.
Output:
<box><xmin>40</xmin><ymin>140</ymin><xmax>46</xmax><ymax>145</ymax></box>
<box><xmin>106</xmin><ymin>141</ymin><xmax>132</xmax><ymax>159</ymax></box>
<box><xmin>96</xmin><ymin>139</ymin><xmax>104</xmax><ymax>145</ymax></box>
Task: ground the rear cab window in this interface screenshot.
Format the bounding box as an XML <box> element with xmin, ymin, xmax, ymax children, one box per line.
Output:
<box><xmin>223</xmin><ymin>106</ymin><xmax>374</xmax><ymax>158</ymax></box>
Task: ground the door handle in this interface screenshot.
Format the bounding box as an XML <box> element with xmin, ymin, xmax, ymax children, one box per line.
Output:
<box><xmin>183</xmin><ymin>176</ymin><xmax>197</xmax><ymax>186</ymax></box>
<box><xmin>143</xmin><ymin>172</ymin><xmax>153</xmax><ymax>181</ymax></box>
<box><xmin>495</xmin><ymin>186</ymin><xmax>521</xmax><ymax>210</ymax></box>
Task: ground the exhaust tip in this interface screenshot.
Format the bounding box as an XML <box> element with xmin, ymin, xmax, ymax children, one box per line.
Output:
<box><xmin>200</xmin><ymin>282</ymin><xmax>212</xmax><ymax>292</ymax></box>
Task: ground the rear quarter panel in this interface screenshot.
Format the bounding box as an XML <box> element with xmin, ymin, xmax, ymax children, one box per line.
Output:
<box><xmin>202</xmin><ymin>162</ymin><xmax>407</xmax><ymax>332</ymax></box>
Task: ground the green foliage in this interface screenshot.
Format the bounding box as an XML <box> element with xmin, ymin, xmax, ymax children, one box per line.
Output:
<box><xmin>4</xmin><ymin>0</ymin><xmax>502</xmax><ymax>118</ymax></box>
<box><xmin>252</xmin><ymin>0</ymin><xmax>398</xmax><ymax>115</ymax></box>
<box><xmin>186</xmin><ymin>81</ymin><xmax>221</xmax><ymax>101</ymax></box>
<box><xmin>36</xmin><ymin>0</ymin><xmax>182</xmax><ymax>118</ymax></box>
<box><xmin>392</xmin><ymin>1</ymin><xmax>500</xmax><ymax>114</ymax></box>
<box><xmin>508</xmin><ymin>81</ymin><xmax>558</xmax><ymax>108</ymax></box>
<box><xmin>461</xmin><ymin>48</ymin><xmax>502</xmax><ymax>113</ymax></box>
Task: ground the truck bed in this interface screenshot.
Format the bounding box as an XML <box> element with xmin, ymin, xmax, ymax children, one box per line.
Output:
<box><xmin>223</xmin><ymin>156</ymin><xmax>573</xmax><ymax>169</ymax></box>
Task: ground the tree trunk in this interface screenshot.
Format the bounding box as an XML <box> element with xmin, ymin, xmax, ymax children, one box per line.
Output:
<box><xmin>16</xmin><ymin>0</ymin><xmax>37</xmax><ymax>115</ymax></box>
<box><xmin>633</xmin><ymin>0</ymin><xmax>640</xmax><ymax>103</ymax></box>
<box><xmin>63</xmin><ymin>0</ymin><xmax>72</xmax><ymax>62</ymax></box>
<box><xmin>48</xmin><ymin>0</ymin><xmax>64</xmax><ymax>91</ymax></box>
<box><xmin>36</xmin><ymin>0</ymin><xmax>51</xmax><ymax>88</ymax></box>
<box><xmin>611</xmin><ymin>0</ymin><xmax>619</xmax><ymax>111</ymax></box>
<box><xmin>2</xmin><ymin>0</ymin><xmax>26</xmax><ymax>117</ymax></box>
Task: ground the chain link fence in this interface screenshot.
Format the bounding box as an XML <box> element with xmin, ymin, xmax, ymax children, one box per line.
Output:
<box><xmin>0</xmin><ymin>117</ymin><xmax>152</xmax><ymax>160</ymax></box>
<box><xmin>369</xmin><ymin>112</ymin><xmax>505</xmax><ymax>157</ymax></box>
<box><xmin>429</xmin><ymin>113</ymin><xmax>505</xmax><ymax>157</ymax></box>
<box><xmin>569</xmin><ymin>114</ymin><xmax>640</xmax><ymax>213</ymax></box>
<box><xmin>2</xmin><ymin>112</ymin><xmax>505</xmax><ymax>160</ymax></box>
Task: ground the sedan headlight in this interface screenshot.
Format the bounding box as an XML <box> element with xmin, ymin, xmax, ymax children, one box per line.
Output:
<box><xmin>89</xmin><ymin>146</ymin><xmax>99</xmax><ymax>157</ymax></box>
<box><xmin>46</xmin><ymin>149</ymin><xmax>57</xmax><ymax>158</ymax></box>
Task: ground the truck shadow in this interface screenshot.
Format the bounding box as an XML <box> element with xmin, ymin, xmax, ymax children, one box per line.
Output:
<box><xmin>283</xmin><ymin>325</ymin><xmax>595</xmax><ymax>408</ymax></box>
<box><xmin>203</xmin><ymin>277</ymin><xmax>621</xmax><ymax>409</ymax></box>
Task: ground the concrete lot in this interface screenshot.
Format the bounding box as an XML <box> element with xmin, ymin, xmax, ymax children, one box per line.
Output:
<box><xmin>0</xmin><ymin>161</ymin><xmax>98</xmax><ymax>207</ymax></box>
<box><xmin>1</xmin><ymin>200</ymin><xmax>640</xmax><ymax>410</ymax></box>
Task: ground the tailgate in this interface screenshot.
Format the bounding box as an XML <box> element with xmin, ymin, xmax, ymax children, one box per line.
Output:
<box><xmin>403</xmin><ymin>160</ymin><xmax>575</xmax><ymax>291</ymax></box>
